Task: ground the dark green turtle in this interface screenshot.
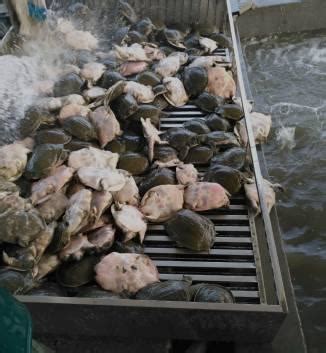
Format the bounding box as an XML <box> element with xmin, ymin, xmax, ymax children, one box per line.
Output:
<box><xmin>218</xmin><ymin>103</ymin><xmax>244</xmax><ymax>121</ymax></box>
<box><xmin>184</xmin><ymin>145</ymin><xmax>214</xmax><ymax>165</ymax></box>
<box><xmin>53</xmin><ymin>73</ymin><xmax>84</xmax><ymax>97</ymax></box>
<box><xmin>25</xmin><ymin>144</ymin><xmax>69</xmax><ymax>179</ymax></box>
<box><xmin>118</xmin><ymin>152</ymin><xmax>149</xmax><ymax>175</ymax></box>
<box><xmin>199</xmin><ymin>131</ymin><xmax>240</xmax><ymax>149</ymax></box>
<box><xmin>139</xmin><ymin>167</ymin><xmax>176</xmax><ymax>195</ymax></box>
<box><xmin>99</xmin><ymin>71</ymin><xmax>126</xmax><ymax>89</ymax></box>
<box><xmin>111</xmin><ymin>93</ymin><xmax>138</xmax><ymax>121</ymax></box>
<box><xmin>183</xmin><ymin>66</ymin><xmax>208</xmax><ymax>97</ymax></box>
<box><xmin>136</xmin><ymin>71</ymin><xmax>161</xmax><ymax>86</ymax></box>
<box><xmin>190</xmin><ymin>283</ymin><xmax>235</xmax><ymax>303</ymax></box>
<box><xmin>56</xmin><ymin>255</ymin><xmax>100</xmax><ymax>288</ymax></box>
<box><xmin>35</xmin><ymin>129</ymin><xmax>72</xmax><ymax>145</ymax></box>
<box><xmin>20</xmin><ymin>106</ymin><xmax>56</xmax><ymax>137</ymax></box>
<box><xmin>163</xmin><ymin>127</ymin><xmax>199</xmax><ymax>160</ymax></box>
<box><xmin>165</xmin><ymin>209</ymin><xmax>215</xmax><ymax>251</ymax></box>
<box><xmin>210</xmin><ymin>147</ymin><xmax>247</xmax><ymax>170</ymax></box>
<box><xmin>136</xmin><ymin>280</ymin><xmax>192</xmax><ymax>301</ymax></box>
<box><xmin>62</xmin><ymin>116</ymin><xmax>97</xmax><ymax>142</ymax></box>
<box><xmin>206</xmin><ymin>113</ymin><xmax>232</xmax><ymax>132</ymax></box>
<box><xmin>183</xmin><ymin>119</ymin><xmax>210</xmax><ymax>134</ymax></box>
<box><xmin>192</xmin><ymin>92</ymin><xmax>224</xmax><ymax>112</ymax></box>
<box><xmin>203</xmin><ymin>165</ymin><xmax>242</xmax><ymax>194</ymax></box>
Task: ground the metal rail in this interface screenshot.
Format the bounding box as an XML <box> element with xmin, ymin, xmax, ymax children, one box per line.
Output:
<box><xmin>226</xmin><ymin>0</ymin><xmax>287</xmax><ymax>311</ymax></box>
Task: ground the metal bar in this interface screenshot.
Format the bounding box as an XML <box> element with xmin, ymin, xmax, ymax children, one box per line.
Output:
<box><xmin>147</xmin><ymin>224</ymin><xmax>251</xmax><ymax>232</ymax></box>
<box><xmin>153</xmin><ymin>260</ymin><xmax>256</xmax><ymax>269</ymax></box>
<box><xmin>226</xmin><ymin>0</ymin><xmax>287</xmax><ymax>311</ymax></box>
<box><xmin>144</xmin><ymin>247</ymin><xmax>254</xmax><ymax>256</ymax></box>
<box><xmin>159</xmin><ymin>273</ymin><xmax>257</xmax><ymax>283</ymax></box>
<box><xmin>145</xmin><ymin>235</ymin><xmax>252</xmax><ymax>243</ymax></box>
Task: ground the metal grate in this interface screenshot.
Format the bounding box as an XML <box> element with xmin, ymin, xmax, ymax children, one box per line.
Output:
<box><xmin>143</xmin><ymin>59</ymin><xmax>262</xmax><ymax>303</ymax></box>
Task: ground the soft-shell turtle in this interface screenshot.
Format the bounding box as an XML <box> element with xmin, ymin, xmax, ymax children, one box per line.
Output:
<box><xmin>203</xmin><ymin>165</ymin><xmax>242</xmax><ymax>194</ymax></box>
<box><xmin>210</xmin><ymin>147</ymin><xmax>247</xmax><ymax>170</ymax></box>
<box><xmin>165</xmin><ymin>209</ymin><xmax>215</xmax><ymax>251</ymax></box>
<box><xmin>136</xmin><ymin>280</ymin><xmax>192</xmax><ymax>301</ymax></box>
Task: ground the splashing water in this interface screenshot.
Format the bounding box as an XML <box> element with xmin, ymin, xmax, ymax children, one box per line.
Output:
<box><xmin>276</xmin><ymin>126</ymin><xmax>296</xmax><ymax>150</ymax></box>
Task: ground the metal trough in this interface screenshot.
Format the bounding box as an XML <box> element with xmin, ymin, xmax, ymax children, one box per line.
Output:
<box><xmin>0</xmin><ymin>0</ymin><xmax>300</xmax><ymax>346</ymax></box>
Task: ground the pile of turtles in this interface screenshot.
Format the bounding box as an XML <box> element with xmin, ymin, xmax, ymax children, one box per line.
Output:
<box><xmin>0</xmin><ymin>1</ymin><xmax>277</xmax><ymax>302</ymax></box>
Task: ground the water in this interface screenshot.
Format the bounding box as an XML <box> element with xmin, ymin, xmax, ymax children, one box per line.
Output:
<box><xmin>244</xmin><ymin>31</ymin><xmax>326</xmax><ymax>353</ymax></box>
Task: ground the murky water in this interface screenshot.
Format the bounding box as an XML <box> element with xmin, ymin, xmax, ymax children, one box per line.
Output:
<box><xmin>244</xmin><ymin>31</ymin><xmax>326</xmax><ymax>353</ymax></box>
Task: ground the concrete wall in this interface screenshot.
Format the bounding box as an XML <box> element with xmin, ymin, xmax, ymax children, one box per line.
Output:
<box><xmin>238</xmin><ymin>0</ymin><xmax>326</xmax><ymax>38</ymax></box>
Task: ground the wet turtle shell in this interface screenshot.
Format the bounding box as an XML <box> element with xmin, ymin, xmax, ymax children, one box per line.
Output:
<box><xmin>153</xmin><ymin>84</ymin><xmax>167</xmax><ymax>96</ymax></box>
<box><xmin>118</xmin><ymin>152</ymin><xmax>149</xmax><ymax>175</ymax></box>
<box><xmin>111</xmin><ymin>93</ymin><xmax>138</xmax><ymax>121</ymax></box>
<box><xmin>35</xmin><ymin>129</ymin><xmax>72</xmax><ymax>145</ymax></box>
<box><xmin>152</xmin><ymin>95</ymin><xmax>170</xmax><ymax>110</ymax></box>
<box><xmin>218</xmin><ymin>104</ymin><xmax>244</xmax><ymax>121</ymax></box>
<box><xmin>77</xmin><ymin>285</ymin><xmax>128</xmax><ymax>299</ymax></box>
<box><xmin>62</xmin><ymin>116</ymin><xmax>97</xmax><ymax>142</ymax></box>
<box><xmin>0</xmin><ymin>269</ymin><xmax>33</xmax><ymax>294</ymax></box>
<box><xmin>183</xmin><ymin>119</ymin><xmax>210</xmax><ymax>134</ymax></box>
<box><xmin>53</xmin><ymin>73</ymin><xmax>84</xmax><ymax>97</ymax></box>
<box><xmin>203</xmin><ymin>165</ymin><xmax>242</xmax><ymax>194</ymax></box>
<box><xmin>25</xmin><ymin>144</ymin><xmax>69</xmax><ymax>179</ymax></box>
<box><xmin>20</xmin><ymin>106</ymin><xmax>56</xmax><ymax>137</ymax></box>
<box><xmin>183</xmin><ymin>66</ymin><xmax>208</xmax><ymax>97</ymax></box>
<box><xmin>192</xmin><ymin>92</ymin><xmax>224</xmax><ymax>112</ymax></box>
<box><xmin>184</xmin><ymin>145</ymin><xmax>214</xmax><ymax>165</ymax></box>
<box><xmin>206</xmin><ymin>113</ymin><xmax>232</xmax><ymax>132</ymax></box>
<box><xmin>64</xmin><ymin>139</ymin><xmax>94</xmax><ymax>152</ymax></box>
<box><xmin>200</xmin><ymin>131</ymin><xmax>240</xmax><ymax>149</ymax></box>
<box><xmin>163</xmin><ymin>127</ymin><xmax>199</xmax><ymax>160</ymax></box>
<box><xmin>56</xmin><ymin>255</ymin><xmax>100</xmax><ymax>288</ymax></box>
<box><xmin>126</xmin><ymin>30</ymin><xmax>147</xmax><ymax>44</ymax></box>
<box><xmin>139</xmin><ymin>167</ymin><xmax>176</xmax><ymax>196</ymax></box>
<box><xmin>112</xmin><ymin>240</ymin><xmax>144</xmax><ymax>254</ymax></box>
<box><xmin>209</xmin><ymin>32</ymin><xmax>233</xmax><ymax>51</ymax></box>
<box><xmin>136</xmin><ymin>71</ymin><xmax>161</xmax><ymax>86</ymax></box>
<box><xmin>162</xmin><ymin>28</ymin><xmax>186</xmax><ymax>49</ymax></box>
<box><xmin>165</xmin><ymin>209</ymin><xmax>215</xmax><ymax>251</ymax></box>
<box><xmin>210</xmin><ymin>147</ymin><xmax>246</xmax><ymax>170</ymax></box>
<box><xmin>105</xmin><ymin>137</ymin><xmax>127</xmax><ymax>154</ymax></box>
<box><xmin>153</xmin><ymin>145</ymin><xmax>178</xmax><ymax>162</ymax></box>
<box><xmin>99</xmin><ymin>71</ymin><xmax>126</xmax><ymax>89</ymax></box>
<box><xmin>130</xmin><ymin>105</ymin><xmax>163</xmax><ymax>126</ymax></box>
<box><xmin>132</xmin><ymin>17</ymin><xmax>155</xmax><ymax>36</ymax></box>
<box><xmin>47</xmin><ymin>222</ymin><xmax>70</xmax><ymax>253</ymax></box>
<box><xmin>190</xmin><ymin>283</ymin><xmax>235</xmax><ymax>303</ymax></box>
<box><xmin>136</xmin><ymin>280</ymin><xmax>192</xmax><ymax>301</ymax></box>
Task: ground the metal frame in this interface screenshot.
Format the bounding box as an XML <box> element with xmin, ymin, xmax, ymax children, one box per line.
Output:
<box><xmin>14</xmin><ymin>0</ymin><xmax>289</xmax><ymax>343</ymax></box>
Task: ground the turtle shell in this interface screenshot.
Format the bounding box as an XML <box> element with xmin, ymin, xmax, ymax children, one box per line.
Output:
<box><xmin>192</xmin><ymin>92</ymin><xmax>224</xmax><ymax>112</ymax></box>
<box><xmin>56</xmin><ymin>255</ymin><xmax>100</xmax><ymax>288</ymax></box>
<box><xmin>183</xmin><ymin>119</ymin><xmax>210</xmax><ymax>134</ymax></box>
<box><xmin>190</xmin><ymin>283</ymin><xmax>235</xmax><ymax>303</ymax></box>
<box><xmin>111</xmin><ymin>93</ymin><xmax>138</xmax><ymax>121</ymax></box>
<box><xmin>184</xmin><ymin>145</ymin><xmax>214</xmax><ymax>165</ymax></box>
<box><xmin>165</xmin><ymin>209</ymin><xmax>215</xmax><ymax>251</ymax></box>
<box><xmin>139</xmin><ymin>168</ymin><xmax>176</xmax><ymax>196</ymax></box>
<box><xmin>206</xmin><ymin>113</ymin><xmax>232</xmax><ymax>132</ymax></box>
<box><xmin>135</xmin><ymin>280</ymin><xmax>192</xmax><ymax>301</ymax></box>
<box><xmin>210</xmin><ymin>147</ymin><xmax>247</xmax><ymax>170</ymax></box>
<box><xmin>118</xmin><ymin>152</ymin><xmax>149</xmax><ymax>175</ymax></box>
<box><xmin>218</xmin><ymin>104</ymin><xmax>244</xmax><ymax>121</ymax></box>
<box><xmin>62</xmin><ymin>116</ymin><xmax>97</xmax><ymax>142</ymax></box>
<box><xmin>183</xmin><ymin>66</ymin><xmax>208</xmax><ymax>97</ymax></box>
<box><xmin>203</xmin><ymin>165</ymin><xmax>242</xmax><ymax>194</ymax></box>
